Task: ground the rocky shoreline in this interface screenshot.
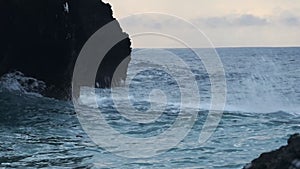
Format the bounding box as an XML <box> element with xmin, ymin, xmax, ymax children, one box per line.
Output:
<box><xmin>244</xmin><ymin>133</ymin><xmax>300</xmax><ymax>169</ymax></box>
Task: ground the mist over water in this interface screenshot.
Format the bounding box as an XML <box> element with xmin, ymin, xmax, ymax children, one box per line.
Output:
<box><xmin>127</xmin><ymin>47</ymin><xmax>299</xmax><ymax>114</ymax></box>
<box><xmin>0</xmin><ymin>47</ymin><xmax>299</xmax><ymax>168</ymax></box>
<box><xmin>219</xmin><ymin>47</ymin><xmax>299</xmax><ymax>114</ymax></box>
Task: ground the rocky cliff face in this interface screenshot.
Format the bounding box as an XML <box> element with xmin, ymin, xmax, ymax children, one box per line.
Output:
<box><xmin>244</xmin><ymin>133</ymin><xmax>300</xmax><ymax>169</ymax></box>
<box><xmin>0</xmin><ymin>0</ymin><xmax>131</xmax><ymax>99</ymax></box>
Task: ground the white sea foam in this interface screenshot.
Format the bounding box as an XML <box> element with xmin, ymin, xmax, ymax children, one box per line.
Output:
<box><xmin>0</xmin><ymin>71</ymin><xmax>46</xmax><ymax>97</ymax></box>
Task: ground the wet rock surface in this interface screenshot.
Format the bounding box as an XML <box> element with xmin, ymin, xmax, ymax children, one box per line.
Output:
<box><xmin>244</xmin><ymin>133</ymin><xmax>300</xmax><ymax>169</ymax></box>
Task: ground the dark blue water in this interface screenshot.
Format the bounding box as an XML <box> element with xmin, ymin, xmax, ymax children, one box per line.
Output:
<box><xmin>0</xmin><ymin>47</ymin><xmax>299</xmax><ymax>168</ymax></box>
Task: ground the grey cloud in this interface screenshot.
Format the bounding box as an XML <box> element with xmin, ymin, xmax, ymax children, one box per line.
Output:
<box><xmin>280</xmin><ymin>16</ymin><xmax>300</xmax><ymax>26</ymax></box>
<box><xmin>235</xmin><ymin>14</ymin><xmax>268</xmax><ymax>26</ymax></box>
<box><xmin>205</xmin><ymin>17</ymin><xmax>231</xmax><ymax>27</ymax></box>
<box><xmin>196</xmin><ymin>14</ymin><xmax>269</xmax><ymax>28</ymax></box>
<box><xmin>121</xmin><ymin>13</ymin><xmax>299</xmax><ymax>31</ymax></box>
<box><xmin>120</xmin><ymin>15</ymin><xmax>163</xmax><ymax>29</ymax></box>
<box><xmin>120</xmin><ymin>14</ymin><xmax>193</xmax><ymax>30</ymax></box>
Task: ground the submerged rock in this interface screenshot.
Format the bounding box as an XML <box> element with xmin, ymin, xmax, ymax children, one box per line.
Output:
<box><xmin>0</xmin><ymin>0</ymin><xmax>131</xmax><ymax>99</ymax></box>
<box><xmin>244</xmin><ymin>133</ymin><xmax>300</xmax><ymax>169</ymax></box>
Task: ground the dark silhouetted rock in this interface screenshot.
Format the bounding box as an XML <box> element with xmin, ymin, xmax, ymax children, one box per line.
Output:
<box><xmin>0</xmin><ymin>0</ymin><xmax>131</xmax><ymax>99</ymax></box>
<box><xmin>244</xmin><ymin>133</ymin><xmax>300</xmax><ymax>169</ymax></box>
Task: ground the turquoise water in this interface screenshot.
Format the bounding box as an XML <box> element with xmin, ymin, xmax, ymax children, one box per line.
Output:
<box><xmin>0</xmin><ymin>47</ymin><xmax>299</xmax><ymax>168</ymax></box>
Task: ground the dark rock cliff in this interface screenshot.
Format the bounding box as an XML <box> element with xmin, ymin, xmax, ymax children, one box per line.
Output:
<box><xmin>244</xmin><ymin>133</ymin><xmax>300</xmax><ymax>169</ymax></box>
<box><xmin>0</xmin><ymin>0</ymin><xmax>131</xmax><ymax>99</ymax></box>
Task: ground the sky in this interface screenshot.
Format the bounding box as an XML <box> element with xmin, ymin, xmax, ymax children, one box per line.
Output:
<box><xmin>103</xmin><ymin>0</ymin><xmax>300</xmax><ymax>48</ymax></box>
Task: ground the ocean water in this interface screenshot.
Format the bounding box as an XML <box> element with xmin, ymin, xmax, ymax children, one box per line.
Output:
<box><xmin>0</xmin><ymin>47</ymin><xmax>299</xmax><ymax>168</ymax></box>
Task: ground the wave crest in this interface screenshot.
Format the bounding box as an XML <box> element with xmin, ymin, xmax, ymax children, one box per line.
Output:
<box><xmin>0</xmin><ymin>71</ymin><xmax>46</xmax><ymax>95</ymax></box>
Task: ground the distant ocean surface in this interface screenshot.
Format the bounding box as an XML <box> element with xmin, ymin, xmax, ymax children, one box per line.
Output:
<box><xmin>0</xmin><ymin>47</ymin><xmax>299</xmax><ymax>168</ymax></box>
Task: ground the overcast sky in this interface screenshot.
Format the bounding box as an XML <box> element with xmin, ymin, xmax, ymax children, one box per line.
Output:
<box><xmin>103</xmin><ymin>0</ymin><xmax>300</xmax><ymax>48</ymax></box>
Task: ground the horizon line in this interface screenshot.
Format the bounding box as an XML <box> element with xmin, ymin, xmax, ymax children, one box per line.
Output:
<box><xmin>132</xmin><ymin>45</ymin><xmax>300</xmax><ymax>49</ymax></box>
